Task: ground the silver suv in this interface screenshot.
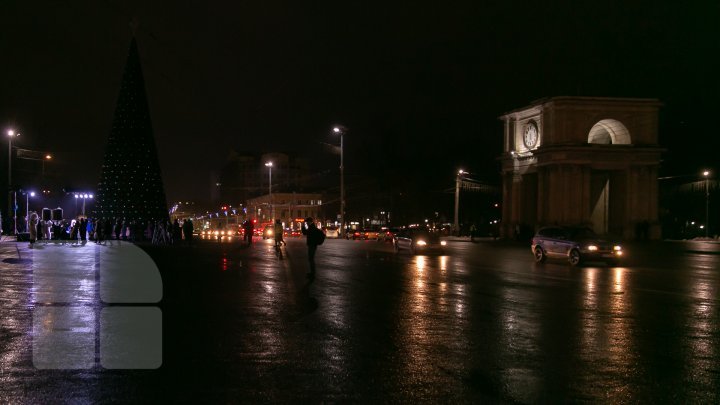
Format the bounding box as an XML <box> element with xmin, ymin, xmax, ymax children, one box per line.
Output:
<box><xmin>531</xmin><ymin>226</ymin><xmax>623</xmax><ymax>266</ymax></box>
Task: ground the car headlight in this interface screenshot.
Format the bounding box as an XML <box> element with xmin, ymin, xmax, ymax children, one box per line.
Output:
<box><xmin>613</xmin><ymin>245</ymin><xmax>622</xmax><ymax>251</ymax></box>
<box><xmin>440</xmin><ymin>241</ymin><xmax>447</xmax><ymax>246</ymax></box>
<box><xmin>587</xmin><ymin>245</ymin><xmax>598</xmax><ymax>251</ymax></box>
<box><xmin>416</xmin><ymin>240</ymin><xmax>427</xmax><ymax>246</ymax></box>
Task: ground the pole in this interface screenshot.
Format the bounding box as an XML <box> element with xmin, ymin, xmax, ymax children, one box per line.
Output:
<box><xmin>340</xmin><ymin>132</ymin><xmax>345</xmax><ymax>238</ymax></box>
<box><xmin>13</xmin><ymin>191</ymin><xmax>17</xmax><ymax>235</ymax></box>
<box><xmin>82</xmin><ymin>197</ymin><xmax>86</xmax><ymax>217</ymax></box>
<box><xmin>26</xmin><ymin>193</ymin><xmax>29</xmax><ymax>232</ymax></box>
<box><xmin>269</xmin><ymin>165</ymin><xmax>273</xmax><ymax>220</ymax></box>
<box><xmin>454</xmin><ymin>173</ymin><xmax>461</xmax><ymax>236</ymax></box>
<box><xmin>706</xmin><ymin>177</ymin><xmax>710</xmax><ymax>238</ymax></box>
<box><xmin>7</xmin><ymin>135</ymin><xmax>12</xmax><ymax>234</ymax></box>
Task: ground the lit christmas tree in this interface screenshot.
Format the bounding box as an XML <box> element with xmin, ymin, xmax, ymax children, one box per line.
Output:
<box><xmin>96</xmin><ymin>37</ymin><xmax>168</xmax><ymax>222</ymax></box>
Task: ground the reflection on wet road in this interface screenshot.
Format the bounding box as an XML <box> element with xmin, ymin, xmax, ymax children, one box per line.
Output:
<box><xmin>1</xmin><ymin>238</ymin><xmax>720</xmax><ymax>402</ymax></box>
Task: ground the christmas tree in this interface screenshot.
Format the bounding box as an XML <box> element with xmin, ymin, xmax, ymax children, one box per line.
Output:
<box><xmin>96</xmin><ymin>37</ymin><xmax>168</xmax><ymax>222</ymax></box>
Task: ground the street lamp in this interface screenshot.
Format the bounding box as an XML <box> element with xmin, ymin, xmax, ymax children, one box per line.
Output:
<box><xmin>333</xmin><ymin>126</ymin><xmax>345</xmax><ymax>238</ymax></box>
<box><xmin>703</xmin><ymin>170</ymin><xmax>710</xmax><ymax>238</ymax></box>
<box><xmin>265</xmin><ymin>161</ymin><xmax>273</xmax><ymax>220</ymax></box>
<box><xmin>454</xmin><ymin>169</ymin><xmax>467</xmax><ymax>236</ymax></box>
<box><xmin>74</xmin><ymin>193</ymin><xmax>94</xmax><ymax>217</ymax></box>
<box><xmin>25</xmin><ymin>191</ymin><xmax>35</xmax><ymax>232</ymax></box>
<box><xmin>7</xmin><ymin>129</ymin><xmax>20</xmax><ymax>234</ymax></box>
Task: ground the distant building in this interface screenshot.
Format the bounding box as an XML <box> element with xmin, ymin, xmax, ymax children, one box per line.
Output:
<box><xmin>246</xmin><ymin>192</ymin><xmax>324</xmax><ymax>230</ymax></box>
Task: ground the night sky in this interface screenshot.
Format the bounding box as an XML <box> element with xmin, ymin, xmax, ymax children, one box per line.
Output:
<box><xmin>2</xmin><ymin>0</ymin><xmax>718</xmax><ymax>205</ymax></box>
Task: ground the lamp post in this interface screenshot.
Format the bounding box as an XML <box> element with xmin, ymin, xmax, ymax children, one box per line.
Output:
<box><xmin>25</xmin><ymin>191</ymin><xmax>35</xmax><ymax>232</ymax></box>
<box><xmin>7</xmin><ymin>129</ymin><xmax>20</xmax><ymax>234</ymax></box>
<box><xmin>265</xmin><ymin>161</ymin><xmax>273</xmax><ymax>221</ymax></box>
<box><xmin>333</xmin><ymin>126</ymin><xmax>345</xmax><ymax>238</ymax></box>
<box><xmin>454</xmin><ymin>169</ymin><xmax>466</xmax><ymax>236</ymax></box>
<box><xmin>704</xmin><ymin>170</ymin><xmax>710</xmax><ymax>238</ymax></box>
<box><xmin>74</xmin><ymin>193</ymin><xmax>94</xmax><ymax>217</ymax></box>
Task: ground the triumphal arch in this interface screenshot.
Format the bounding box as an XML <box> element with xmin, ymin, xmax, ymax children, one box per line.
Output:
<box><xmin>499</xmin><ymin>97</ymin><xmax>664</xmax><ymax>240</ymax></box>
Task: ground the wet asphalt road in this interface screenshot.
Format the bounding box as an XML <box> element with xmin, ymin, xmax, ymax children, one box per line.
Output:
<box><xmin>1</xmin><ymin>236</ymin><xmax>720</xmax><ymax>403</ymax></box>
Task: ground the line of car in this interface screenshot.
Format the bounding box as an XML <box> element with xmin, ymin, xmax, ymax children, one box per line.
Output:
<box><xmin>199</xmin><ymin>223</ymin><xmax>624</xmax><ymax>266</ymax></box>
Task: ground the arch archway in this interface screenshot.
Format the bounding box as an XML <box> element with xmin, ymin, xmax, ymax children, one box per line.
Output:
<box><xmin>588</xmin><ymin>119</ymin><xmax>631</xmax><ymax>145</ymax></box>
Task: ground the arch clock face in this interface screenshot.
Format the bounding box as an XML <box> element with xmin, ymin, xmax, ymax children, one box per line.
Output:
<box><xmin>523</xmin><ymin>121</ymin><xmax>538</xmax><ymax>149</ymax></box>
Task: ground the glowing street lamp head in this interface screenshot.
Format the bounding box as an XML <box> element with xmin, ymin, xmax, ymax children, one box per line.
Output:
<box><xmin>45</xmin><ymin>154</ymin><xmax>52</xmax><ymax>160</ymax></box>
<box><xmin>7</xmin><ymin>130</ymin><xmax>14</xmax><ymax>137</ymax></box>
<box><xmin>333</xmin><ymin>127</ymin><xmax>341</xmax><ymax>133</ymax></box>
<box><xmin>265</xmin><ymin>161</ymin><xmax>273</xmax><ymax>167</ymax></box>
<box><xmin>703</xmin><ymin>170</ymin><xmax>710</xmax><ymax>177</ymax></box>
<box><xmin>458</xmin><ymin>169</ymin><xmax>466</xmax><ymax>175</ymax></box>
<box><xmin>30</xmin><ymin>191</ymin><xmax>36</xmax><ymax>197</ymax></box>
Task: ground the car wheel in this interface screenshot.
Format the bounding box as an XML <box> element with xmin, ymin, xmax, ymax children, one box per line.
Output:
<box><xmin>533</xmin><ymin>247</ymin><xmax>547</xmax><ymax>263</ymax></box>
<box><xmin>569</xmin><ymin>249</ymin><xmax>582</xmax><ymax>266</ymax></box>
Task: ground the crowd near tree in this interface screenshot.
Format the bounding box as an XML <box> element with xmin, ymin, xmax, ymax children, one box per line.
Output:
<box><xmin>23</xmin><ymin>212</ymin><xmax>195</xmax><ymax>248</ymax></box>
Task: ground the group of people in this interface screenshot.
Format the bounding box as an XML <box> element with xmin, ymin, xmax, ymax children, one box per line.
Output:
<box><xmin>25</xmin><ymin>212</ymin><xmax>194</xmax><ymax>248</ymax></box>
<box><xmin>239</xmin><ymin>217</ymin><xmax>326</xmax><ymax>279</ymax></box>
<box><xmin>24</xmin><ymin>210</ymin><xmax>325</xmax><ymax>279</ymax></box>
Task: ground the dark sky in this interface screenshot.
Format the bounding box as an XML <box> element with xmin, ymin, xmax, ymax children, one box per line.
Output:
<box><xmin>2</xmin><ymin>0</ymin><xmax>718</xmax><ymax>204</ymax></box>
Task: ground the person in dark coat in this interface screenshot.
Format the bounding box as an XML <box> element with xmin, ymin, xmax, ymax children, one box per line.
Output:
<box><xmin>182</xmin><ymin>218</ymin><xmax>194</xmax><ymax>246</ymax></box>
<box><xmin>243</xmin><ymin>220</ymin><xmax>254</xmax><ymax>245</ymax></box>
<box><xmin>28</xmin><ymin>211</ymin><xmax>39</xmax><ymax>248</ymax></box>
<box><xmin>301</xmin><ymin>217</ymin><xmax>325</xmax><ymax>278</ymax></box>
<box><xmin>79</xmin><ymin>218</ymin><xmax>88</xmax><ymax>244</ymax></box>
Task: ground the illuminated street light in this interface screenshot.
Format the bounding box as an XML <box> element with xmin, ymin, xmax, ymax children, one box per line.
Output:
<box><xmin>265</xmin><ymin>162</ymin><xmax>273</xmax><ymax>220</ymax></box>
<box><xmin>7</xmin><ymin>129</ymin><xmax>20</xmax><ymax>234</ymax></box>
<box><xmin>333</xmin><ymin>126</ymin><xmax>345</xmax><ymax>238</ymax></box>
<box><xmin>74</xmin><ymin>193</ymin><xmax>94</xmax><ymax>217</ymax></box>
<box><xmin>703</xmin><ymin>170</ymin><xmax>710</xmax><ymax>238</ymax></box>
<box><xmin>454</xmin><ymin>169</ymin><xmax>467</xmax><ymax>236</ymax></box>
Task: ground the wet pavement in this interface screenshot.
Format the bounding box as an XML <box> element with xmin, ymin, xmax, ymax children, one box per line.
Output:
<box><xmin>2</xmin><ymin>236</ymin><xmax>720</xmax><ymax>403</ymax></box>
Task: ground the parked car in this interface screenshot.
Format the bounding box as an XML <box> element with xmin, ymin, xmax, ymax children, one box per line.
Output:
<box><xmin>393</xmin><ymin>227</ymin><xmax>446</xmax><ymax>254</ymax></box>
<box><xmin>531</xmin><ymin>225</ymin><xmax>623</xmax><ymax>266</ymax></box>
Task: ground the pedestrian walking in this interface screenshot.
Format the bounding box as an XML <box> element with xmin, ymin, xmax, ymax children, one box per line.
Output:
<box><xmin>273</xmin><ymin>219</ymin><xmax>285</xmax><ymax>247</ymax></box>
<box><xmin>182</xmin><ymin>218</ymin><xmax>194</xmax><ymax>246</ymax></box>
<box><xmin>243</xmin><ymin>220</ymin><xmax>254</xmax><ymax>245</ymax></box>
<box><xmin>79</xmin><ymin>218</ymin><xmax>88</xmax><ymax>244</ymax></box>
<box><xmin>301</xmin><ymin>217</ymin><xmax>325</xmax><ymax>278</ymax></box>
<box><xmin>28</xmin><ymin>211</ymin><xmax>38</xmax><ymax>248</ymax></box>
